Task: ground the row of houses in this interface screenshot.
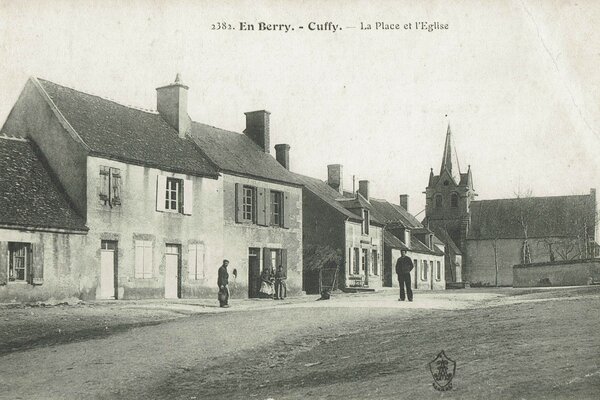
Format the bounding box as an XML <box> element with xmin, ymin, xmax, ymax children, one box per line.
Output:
<box><xmin>0</xmin><ymin>75</ymin><xmax>446</xmax><ymax>302</ymax></box>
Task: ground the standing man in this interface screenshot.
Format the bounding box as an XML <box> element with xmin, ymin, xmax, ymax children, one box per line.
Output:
<box><xmin>217</xmin><ymin>260</ymin><xmax>230</xmax><ymax>308</ymax></box>
<box><xmin>395</xmin><ymin>250</ymin><xmax>414</xmax><ymax>301</ymax></box>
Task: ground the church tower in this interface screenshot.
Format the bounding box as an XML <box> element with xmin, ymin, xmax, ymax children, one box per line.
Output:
<box><xmin>424</xmin><ymin>125</ymin><xmax>476</xmax><ymax>251</ymax></box>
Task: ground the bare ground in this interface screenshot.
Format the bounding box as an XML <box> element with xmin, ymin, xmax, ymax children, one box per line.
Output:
<box><xmin>1</xmin><ymin>287</ymin><xmax>599</xmax><ymax>400</ymax></box>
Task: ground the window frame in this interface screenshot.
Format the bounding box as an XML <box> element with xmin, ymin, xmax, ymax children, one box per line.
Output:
<box><xmin>436</xmin><ymin>260</ymin><xmax>442</xmax><ymax>281</ymax></box>
<box><xmin>134</xmin><ymin>240</ymin><xmax>153</xmax><ymax>279</ymax></box>
<box><xmin>450</xmin><ymin>192</ymin><xmax>459</xmax><ymax>208</ymax></box>
<box><xmin>165</xmin><ymin>177</ymin><xmax>182</xmax><ymax>212</ymax></box>
<box><xmin>8</xmin><ymin>242</ymin><xmax>31</xmax><ymax>283</ymax></box>
<box><xmin>99</xmin><ymin>166</ymin><xmax>122</xmax><ymax>208</ymax></box>
<box><xmin>421</xmin><ymin>259</ymin><xmax>429</xmax><ymax>281</ymax></box>
<box><xmin>371</xmin><ymin>249</ymin><xmax>378</xmax><ymax>275</ymax></box>
<box><xmin>270</xmin><ymin>190</ymin><xmax>283</xmax><ymax>227</ymax></box>
<box><xmin>242</xmin><ymin>185</ymin><xmax>257</xmax><ymax>223</ymax></box>
<box><xmin>434</xmin><ymin>194</ymin><xmax>443</xmax><ymax>209</ymax></box>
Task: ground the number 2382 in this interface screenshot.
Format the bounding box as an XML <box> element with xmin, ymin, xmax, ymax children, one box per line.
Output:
<box><xmin>212</xmin><ymin>22</ymin><xmax>234</xmax><ymax>30</ymax></box>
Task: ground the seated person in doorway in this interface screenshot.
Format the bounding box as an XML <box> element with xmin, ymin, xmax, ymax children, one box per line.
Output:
<box><xmin>275</xmin><ymin>265</ymin><xmax>287</xmax><ymax>300</ymax></box>
<box><xmin>259</xmin><ymin>267</ymin><xmax>275</xmax><ymax>298</ymax></box>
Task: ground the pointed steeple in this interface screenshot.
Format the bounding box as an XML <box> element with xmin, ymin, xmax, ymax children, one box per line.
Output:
<box><xmin>440</xmin><ymin>124</ymin><xmax>453</xmax><ymax>174</ymax></box>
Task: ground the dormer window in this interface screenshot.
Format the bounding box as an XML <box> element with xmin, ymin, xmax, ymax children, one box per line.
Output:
<box><xmin>362</xmin><ymin>209</ymin><xmax>370</xmax><ymax>235</ymax></box>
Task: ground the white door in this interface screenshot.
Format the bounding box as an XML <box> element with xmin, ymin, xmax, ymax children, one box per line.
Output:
<box><xmin>165</xmin><ymin>250</ymin><xmax>179</xmax><ymax>299</ymax></box>
<box><xmin>100</xmin><ymin>250</ymin><xmax>115</xmax><ymax>299</ymax></box>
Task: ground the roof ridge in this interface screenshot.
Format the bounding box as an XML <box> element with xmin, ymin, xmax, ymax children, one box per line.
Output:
<box><xmin>0</xmin><ymin>134</ymin><xmax>28</xmax><ymax>142</ymax></box>
<box><xmin>473</xmin><ymin>193</ymin><xmax>591</xmax><ymax>202</ymax></box>
<box><xmin>36</xmin><ymin>77</ymin><xmax>159</xmax><ymax>115</ymax></box>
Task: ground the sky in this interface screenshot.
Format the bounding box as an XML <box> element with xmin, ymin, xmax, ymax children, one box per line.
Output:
<box><xmin>1</xmin><ymin>0</ymin><xmax>599</xmax><ymax>216</ymax></box>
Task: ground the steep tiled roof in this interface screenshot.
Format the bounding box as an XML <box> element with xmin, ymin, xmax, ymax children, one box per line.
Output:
<box><xmin>411</xmin><ymin>237</ymin><xmax>444</xmax><ymax>256</ymax></box>
<box><xmin>430</xmin><ymin>226</ymin><xmax>462</xmax><ymax>255</ymax></box>
<box><xmin>36</xmin><ymin>79</ymin><xmax>219</xmax><ymax>178</ymax></box>
<box><xmin>468</xmin><ymin>194</ymin><xmax>596</xmax><ymax>240</ymax></box>
<box><xmin>337</xmin><ymin>193</ymin><xmax>384</xmax><ymax>226</ymax></box>
<box><xmin>370</xmin><ymin>198</ymin><xmax>423</xmax><ymax>229</ymax></box>
<box><xmin>291</xmin><ymin>173</ymin><xmax>362</xmax><ymax>221</ymax></box>
<box><xmin>188</xmin><ymin>122</ymin><xmax>300</xmax><ymax>185</ymax></box>
<box><xmin>384</xmin><ymin>231</ymin><xmax>409</xmax><ymax>250</ymax></box>
<box><xmin>0</xmin><ymin>136</ymin><xmax>87</xmax><ymax>231</ymax></box>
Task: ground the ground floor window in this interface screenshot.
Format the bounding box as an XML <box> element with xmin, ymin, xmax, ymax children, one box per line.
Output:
<box><xmin>436</xmin><ymin>261</ymin><xmax>441</xmax><ymax>281</ymax></box>
<box><xmin>361</xmin><ymin>249</ymin><xmax>368</xmax><ymax>272</ymax></box>
<box><xmin>371</xmin><ymin>250</ymin><xmax>378</xmax><ymax>275</ymax></box>
<box><xmin>421</xmin><ymin>260</ymin><xmax>428</xmax><ymax>281</ymax></box>
<box><xmin>353</xmin><ymin>248</ymin><xmax>360</xmax><ymax>274</ymax></box>
<box><xmin>188</xmin><ymin>243</ymin><xmax>206</xmax><ymax>280</ymax></box>
<box><xmin>134</xmin><ymin>240</ymin><xmax>153</xmax><ymax>279</ymax></box>
<box><xmin>8</xmin><ymin>242</ymin><xmax>31</xmax><ymax>282</ymax></box>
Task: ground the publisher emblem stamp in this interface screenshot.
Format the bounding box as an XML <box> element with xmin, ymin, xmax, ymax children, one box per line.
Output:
<box><xmin>428</xmin><ymin>350</ymin><xmax>456</xmax><ymax>391</ymax></box>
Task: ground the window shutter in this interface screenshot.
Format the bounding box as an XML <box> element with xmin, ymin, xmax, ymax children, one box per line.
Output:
<box><xmin>0</xmin><ymin>243</ymin><xmax>6</xmax><ymax>285</ymax></box>
<box><xmin>281</xmin><ymin>249</ymin><xmax>288</xmax><ymax>278</ymax></box>
<box><xmin>183</xmin><ymin>179</ymin><xmax>193</xmax><ymax>215</ymax></box>
<box><xmin>282</xmin><ymin>191</ymin><xmax>291</xmax><ymax>228</ymax></box>
<box><xmin>99</xmin><ymin>167</ymin><xmax>110</xmax><ymax>205</ymax></box>
<box><xmin>257</xmin><ymin>188</ymin><xmax>267</xmax><ymax>226</ymax></box>
<box><xmin>135</xmin><ymin>242</ymin><xmax>144</xmax><ymax>278</ymax></box>
<box><xmin>143</xmin><ymin>244</ymin><xmax>153</xmax><ymax>278</ymax></box>
<box><xmin>265</xmin><ymin>190</ymin><xmax>272</xmax><ymax>226</ymax></box>
<box><xmin>30</xmin><ymin>243</ymin><xmax>44</xmax><ymax>285</ymax></box>
<box><xmin>188</xmin><ymin>245</ymin><xmax>198</xmax><ymax>280</ymax></box>
<box><xmin>235</xmin><ymin>183</ymin><xmax>244</xmax><ymax>222</ymax></box>
<box><xmin>156</xmin><ymin>175</ymin><xmax>167</xmax><ymax>212</ymax></box>
<box><xmin>110</xmin><ymin>168</ymin><xmax>122</xmax><ymax>206</ymax></box>
<box><xmin>263</xmin><ymin>248</ymin><xmax>271</xmax><ymax>272</ymax></box>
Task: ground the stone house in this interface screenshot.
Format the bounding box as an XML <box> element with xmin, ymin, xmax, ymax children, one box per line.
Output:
<box><xmin>0</xmin><ymin>135</ymin><xmax>88</xmax><ymax>302</ymax></box>
<box><xmin>0</xmin><ymin>75</ymin><xmax>302</xmax><ymax>301</ymax></box>
<box><xmin>369</xmin><ymin>197</ymin><xmax>446</xmax><ymax>291</ymax></box>
<box><xmin>289</xmin><ymin>165</ymin><xmax>384</xmax><ymax>294</ymax></box>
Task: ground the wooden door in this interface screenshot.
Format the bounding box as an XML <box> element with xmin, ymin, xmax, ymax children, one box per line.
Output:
<box><xmin>100</xmin><ymin>241</ymin><xmax>117</xmax><ymax>299</ymax></box>
<box><xmin>165</xmin><ymin>245</ymin><xmax>180</xmax><ymax>299</ymax></box>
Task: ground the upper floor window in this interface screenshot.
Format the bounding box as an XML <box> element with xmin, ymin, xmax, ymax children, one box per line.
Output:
<box><xmin>156</xmin><ymin>175</ymin><xmax>193</xmax><ymax>215</ymax></box>
<box><xmin>99</xmin><ymin>166</ymin><xmax>122</xmax><ymax>207</ymax></box>
<box><xmin>362</xmin><ymin>209</ymin><xmax>370</xmax><ymax>235</ymax></box>
<box><xmin>435</xmin><ymin>194</ymin><xmax>443</xmax><ymax>209</ymax></box>
<box><xmin>270</xmin><ymin>191</ymin><xmax>283</xmax><ymax>227</ymax></box>
<box><xmin>242</xmin><ymin>186</ymin><xmax>256</xmax><ymax>222</ymax></box>
<box><xmin>235</xmin><ymin>184</ymin><xmax>290</xmax><ymax>228</ymax></box>
<box><xmin>451</xmin><ymin>193</ymin><xmax>459</xmax><ymax>208</ymax></box>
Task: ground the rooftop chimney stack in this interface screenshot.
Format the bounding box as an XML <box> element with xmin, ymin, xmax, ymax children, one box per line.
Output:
<box><xmin>275</xmin><ymin>144</ymin><xmax>290</xmax><ymax>170</ymax></box>
<box><xmin>327</xmin><ymin>164</ymin><xmax>343</xmax><ymax>195</ymax></box>
<box><xmin>358</xmin><ymin>180</ymin><xmax>370</xmax><ymax>201</ymax></box>
<box><xmin>244</xmin><ymin>110</ymin><xmax>271</xmax><ymax>153</ymax></box>
<box><xmin>156</xmin><ymin>73</ymin><xmax>191</xmax><ymax>138</ymax></box>
<box><xmin>400</xmin><ymin>194</ymin><xmax>409</xmax><ymax>211</ymax></box>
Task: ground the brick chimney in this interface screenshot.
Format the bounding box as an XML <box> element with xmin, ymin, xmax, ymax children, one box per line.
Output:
<box><xmin>275</xmin><ymin>144</ymin><xmax>290</xmax><ymax>170</ymax></box>
<box><xmin>156</xmin><ymin>73</ymin><xmax>191</xmax><ymax>138</ymax></box>
<box><xmin>244</xmin><ymin>110</ymin><xmax>270</xmax><ymax>153</ymax></box>
<box><xmin>327</xmin><ymin>164</ymin><xmax>343</xmax><ymax>195</ymax></box>
<box><xmin>358</xmin><ymin>180</ymin><xmax>370</xmax><ymax>201</ymax></box>
<box><xmin>400</xmin><ymin>194</ymin><xmax>409</xmax><ymax>211</ymax></box>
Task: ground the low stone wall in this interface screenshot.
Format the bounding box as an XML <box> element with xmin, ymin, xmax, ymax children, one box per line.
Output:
<box><xmin>513</xmin><ymin>258</ymin><xmax>600</xmax><ymax>287</ymax></box>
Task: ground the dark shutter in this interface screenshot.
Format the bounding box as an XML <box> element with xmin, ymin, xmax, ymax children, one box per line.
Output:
<box><xmin>110</xmin><ymin>168</ymin><xmax>122</xmax><ymax>206</ymax></box>
<box><xmin>263</xmin><ymin>248</ymin><xmax>272</xmax><ymax>272</ymax></box>
<box><xmin>30</xmin><ymin>243</ymin><xmax>43</xmax><ymax>285</ymax></box>
<box><xmin>99</xmin><ymin>167</ymin><xmax>110</xmax><ymax>205</ymax></box>
<box><xmin>282</xmin><ymin>191</ymin><xmax>291</xmax><ymax>228</ymax></box>
<box><xmin>265</xmin><ymin>189</ymin><xmax>272</xmax><ymax>226</ymax></box>
<box><xmin>281</xmin><ymin>249</ymin><xmax>288</xmax><ymax>278</ymax></box>
<box><xmin>235</xmin><ymin>183</ymin><xmax>244</xmax><ymax>223</ymax></box>
<box><xmin>257</xmin><ymin>187</ymin><xmax>267</xmax><ymax>226</ymax></box>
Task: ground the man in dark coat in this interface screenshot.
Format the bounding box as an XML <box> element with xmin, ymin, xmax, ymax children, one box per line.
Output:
<box><xmin>217</xmin><ymin>260</ymin><xmax>230</xmax><ymax>308</ymax></box>
<box><xmin>395</xmin><ymin>250</ymin><xmax>414</xmax><ymax>301</ymax></box>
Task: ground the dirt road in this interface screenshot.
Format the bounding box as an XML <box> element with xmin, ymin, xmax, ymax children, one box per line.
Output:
<box><xmin>1</xmin><ymin>287</ymin><xmax>599</xmax><ymax>399</ymax></box>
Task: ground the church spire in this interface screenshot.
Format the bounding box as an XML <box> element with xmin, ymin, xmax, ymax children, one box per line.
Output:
<box><xmin>440</xmin><ymin>124</ymin><xmax>453</xmax><ymax>175</ymax></box>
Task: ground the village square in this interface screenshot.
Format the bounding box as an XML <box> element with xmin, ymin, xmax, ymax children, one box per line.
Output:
<box><xmin>1</xmin><ymin>1</ymin><xmax>600</xmax><ymax>399</ymax></box>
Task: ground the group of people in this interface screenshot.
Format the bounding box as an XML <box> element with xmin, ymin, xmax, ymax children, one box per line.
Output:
<box><xmin>259</xmin><ymin>265</ymin><xmax>287</xmax><ymax>300</ymax></box>
<box><xmin>217</xmin><ymin>260</ymin><xmax>287</xmax><ymax>308</ymax></box>
<box><xmin>218</xmin><ymin>250</ymin><xmax>413</xmax><ymax>308</ymax></box>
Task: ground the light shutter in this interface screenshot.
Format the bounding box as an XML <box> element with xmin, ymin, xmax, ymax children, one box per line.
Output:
<box><xmin>183</xmin><ymin>179</ymin><xmax>193</xmax><ymax>215</ymax></box>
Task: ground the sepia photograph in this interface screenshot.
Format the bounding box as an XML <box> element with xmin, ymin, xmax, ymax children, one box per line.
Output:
<box><xmin>0</xmin><ymin>1</ymin><xmax>599</xmax><ymax>399</ymax></box>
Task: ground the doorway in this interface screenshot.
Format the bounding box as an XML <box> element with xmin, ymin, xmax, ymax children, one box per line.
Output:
<box><xmin>100</xmin><ymin>241</ymin><xmax>117</xmax><ymax>299</ymax></box>
<box><xmin>248</xmin><ymin>248</ymin><xmax>261</xmax><ymax>298</ymax></box>
<box><xmin>165</xmin><ymin>244</ymin><xmax>181</xmax><ymax>299</ymax></box>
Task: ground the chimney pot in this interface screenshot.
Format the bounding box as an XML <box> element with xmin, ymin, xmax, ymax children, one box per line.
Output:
<box><xmin>400</xmin><ymin>194</ymin><xmax>409</xmax><ymax>211</ymax></box>
<box><xmin>358</xmin><ymin>180</ymin><xmax>370</xmax><ymax>201</ymax></box>
<box><xmin>327</xmin><ymin>164</ymin><xmax>343</xmax><ymax>195</ymax></box>
<box><xmin>275</xmin><ymin>144</ymin><xmax>290</xmax><ymax>170</ymax></box>
<box><xmin>244</xmin><ymin>110</ymin><xmax>271</xmax><ymax>153</ymax></box>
